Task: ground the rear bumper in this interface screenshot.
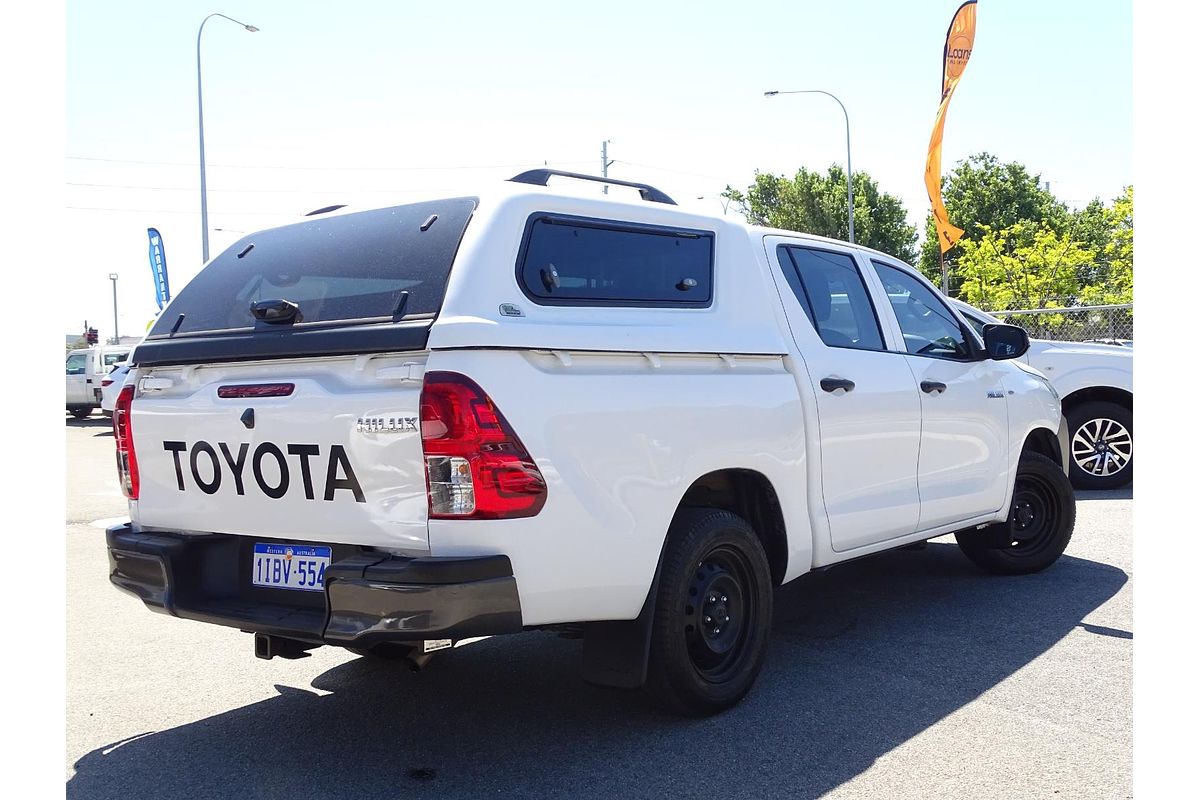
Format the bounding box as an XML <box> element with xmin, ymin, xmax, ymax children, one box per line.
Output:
<box><xmin>106</xmin><ymin>524</ymin><xmax>523</xmax><ymax>647</ymax></box>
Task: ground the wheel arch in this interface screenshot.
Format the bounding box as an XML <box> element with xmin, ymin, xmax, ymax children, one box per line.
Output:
<box><xmin>1022</xmin><ymin>426</ymin><xmax>1064</xmax><ymax>468</ymax></box>
<box><xmin>1061</xmin><ymin>385</ymin><xmax>1132</xmax><ymax>415</ymax></box>
<box><xmin>673</xmin><ymin>468</ymin><xmax>789</xmax><ymax>586</ymax></box>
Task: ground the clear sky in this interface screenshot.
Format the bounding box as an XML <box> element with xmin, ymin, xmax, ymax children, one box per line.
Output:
<box><xmin>65</xmin><ymin>0</ymin><xmax>1132</xmax><ymax>340</ymax></box>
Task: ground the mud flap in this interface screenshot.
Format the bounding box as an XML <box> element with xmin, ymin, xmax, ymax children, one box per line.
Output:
<box><xmin>580</xmin><ymin>568</ymin><xmax>661</xmax><ymax>689</ymax></box>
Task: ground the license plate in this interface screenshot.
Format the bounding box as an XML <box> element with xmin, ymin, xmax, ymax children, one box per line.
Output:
<box><xmin>252</xmin><ymin>543</ymin><xmax>331</xmax><ymax>592</ymax></box>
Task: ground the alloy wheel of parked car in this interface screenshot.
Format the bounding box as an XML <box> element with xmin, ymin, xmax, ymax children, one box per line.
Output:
<box><xmin>1066</xmin><ymin>401</ymin><xmax>1133</xmax><ymax>490</ymax></box>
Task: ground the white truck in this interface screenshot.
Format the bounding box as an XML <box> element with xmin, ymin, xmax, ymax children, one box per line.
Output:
<box><xmin>951</xmin><ymin>299</ymin><xmax>1133</xmax><ymax>490</ymax></box>
<box><xmin>66</xmin><ymin>344</ymin><xmax>132</xmax><ymax>418</ymax></box>
<box><xmin>107</xmin><ymin>171</ymin><xmax>1074</xmax><ymax>715</ymax></box>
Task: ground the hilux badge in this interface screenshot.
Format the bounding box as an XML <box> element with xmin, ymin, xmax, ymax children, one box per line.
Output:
<box><xmin>356</xmin><ymin>416</ymin><xmax>419</xmax><ymax>434</ymax></box>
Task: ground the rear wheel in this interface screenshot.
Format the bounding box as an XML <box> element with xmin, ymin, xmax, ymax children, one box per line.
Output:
<box><xmin>956</xmin><ymin>452</ymin><xmax>1076</xmax><ymax>575</ymax></box>
<box><xmin>69</xmin><ymin>408</ymin><xmax>91</xmax><ymax>419</ymax></box>
<box><xmin>1066</xmin><ymin>400</ymin><xmax>1132</xmax><ymax>490</ymax></box>
<box><xmin>645</xmin><ymin>508</ymin><xmax>773</xmax><ymax>716</ymax></box>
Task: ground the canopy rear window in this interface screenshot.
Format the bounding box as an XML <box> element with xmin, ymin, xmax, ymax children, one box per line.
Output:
<box><xmin>147</xmin><ymin>198</ymin><xmax>477</xmax><ymax>339</ymax></box>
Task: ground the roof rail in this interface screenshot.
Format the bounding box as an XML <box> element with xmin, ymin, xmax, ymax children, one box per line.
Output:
<box><xmin>508</xmin><ymin>169</ymin><xmax>677</xmax><ymax>205</ymax></box>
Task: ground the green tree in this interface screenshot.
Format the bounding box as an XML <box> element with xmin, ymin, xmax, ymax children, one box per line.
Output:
<box><xmin>955</xmin><ymin>221</ymin><xmax>1090</xmax><ymax>311</ymax></box>
<box><xmin>724</xmin><ymin>165</ymin><xmax>918</xmax><ymax>263</ymax></box>
<box><xmin>920</xmin><ymin>152</ymin><xmax>1067</xmax><ymax>285</ymax></box>
<box><xmin>1070</xmin><ymin>198</ymin><xmax>1110</xmax><ymax>254</ymax></box>
<box><xmin>1068</xmin><ymin>198</ymin><xmax>1111</xmax><ymax>289</ymax></box>
<box><xmin>1078</xmin><ymin>186</ymin><xmax>1133</xmax><ymax>306</ymax></box>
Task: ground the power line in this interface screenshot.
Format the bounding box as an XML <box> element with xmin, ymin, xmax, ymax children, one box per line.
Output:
<box><xmin>66</xmin><ymin>155</ymin><xmax>594</xmax><ymax>172</ymax></box>
<box><xmin>67</xmin><ymin>181</ymin><xmax>449</xmax><ymax>194</ymax></box>
<box><xmin>66</xmin><ymin>205</ymin><xmax>298</xmax><ymax>217</ymax></box>
<box><xmin>611</xmin><ymin>159</ymin><xmax>734</xmax><ymax>183</ymax></box>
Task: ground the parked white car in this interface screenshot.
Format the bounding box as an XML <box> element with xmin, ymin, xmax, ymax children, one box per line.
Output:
<box><xmin>106</xmin><ymin>171</ymin><xmax>1074</xmax><ymax>714</ymax></box>
<box><xmin>66</xmin><ymin>345</ymin><xmax>132</xmax><ymax>418</ymax></box>
<box><xmin>100</xmin><ymin>363</ymin><xmax>131</xmax><ymax>414</ymax></box>
<box><xmin>950</xmin><ymin>299</ymin><xmax>1133</xmax><ymax>490</ymax></box>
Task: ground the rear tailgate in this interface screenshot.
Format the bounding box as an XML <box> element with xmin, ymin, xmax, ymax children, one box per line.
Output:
<box><xmin>124</xmin><ymin>196</ymin><xmax>479</xmax><ymax>551</ymax></box>
<box><xmin>131</xmin><ymin>354</ymin><xmax>430</xmax><ymax>551</ymax></box>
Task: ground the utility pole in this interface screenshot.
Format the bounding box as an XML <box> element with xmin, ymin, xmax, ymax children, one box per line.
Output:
<box><xmin>601</xmin><ymin>140</ymin><xmax>614</xmax><ymax>194</ymax></box>
<box><xmin>108</xmin><ymin>273</ymin><xmax>120</xmax><ymax>343</ymax></box>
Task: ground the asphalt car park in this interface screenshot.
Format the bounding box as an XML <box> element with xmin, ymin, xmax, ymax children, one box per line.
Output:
<box><xmin>65</xmin><ymin>416</ymin><xmax>1131</xmax><ymax>799</ymax></box>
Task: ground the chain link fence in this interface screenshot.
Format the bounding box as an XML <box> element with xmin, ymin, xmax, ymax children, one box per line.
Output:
<box><xmin>986</xmin><ymin>303</ymin><xmax>1133</xmax><ymax>344</ymax></box>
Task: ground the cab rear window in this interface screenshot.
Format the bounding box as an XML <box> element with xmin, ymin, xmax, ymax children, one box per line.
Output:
<box><xmin>146</xmin><ymin>198</ymin><xmax>477</xmax><ymax>338</ymax></box>
<box><xmin>517</xmin><ymin>214</ymin><xmax>714</xmax><ymax>306</ymax></box>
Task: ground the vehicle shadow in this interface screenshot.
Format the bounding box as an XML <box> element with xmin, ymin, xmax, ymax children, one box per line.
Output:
<box><xmin>64</xmin><ymin>414</ymin><xmax>113</xmax><ymax>436</ymax></box>
<box><xmin>67</xmin><ymin>543</ymin><xmax>1127</xmax><ymax>800</ymax></box>
<box><xmin>65</xmin><ymin>415</ymin><xmax>110</xmax><ymax>428</ymax></box>
<box><xmin>1075</xmin><ymin>485</ymin><xmax>1132</xmax><ymax>502</ymax></box>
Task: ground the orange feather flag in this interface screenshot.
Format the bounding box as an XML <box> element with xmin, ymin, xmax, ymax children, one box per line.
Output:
<box><xmin>925</xmin><ymin>1</ymin><xmax>977</xmax><ymax>254</ymax></box>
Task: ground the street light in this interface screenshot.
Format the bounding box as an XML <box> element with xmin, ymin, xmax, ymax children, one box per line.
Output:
<box><xmin>764</xmin><ymin>89</ymin><xmax>855</xmax><ymax>244</ymax></box>
<box><xmin>108</xmin><ymin>273</ymin><xmax>119</xmax><ymax>343</ymax></box>
<box><xmin>198</xmin><ymin>12</ymin><xmax>259</xmax><ymax>264</ymax></box>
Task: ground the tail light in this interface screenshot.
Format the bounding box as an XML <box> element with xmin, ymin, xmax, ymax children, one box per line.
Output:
<box><xmin>420</xmin><ymin>371</ymin><xmax>546</xmax><ymax>519</ymax></box>
<box><xmin>101</xmin><ymin>378</ymin><xmax>114</xmax><ymax>388</ymax></box>
<box><xmin>113</xmin><ymin>384</ymin><xmax>139</xmax><ymax>499</ymax></box>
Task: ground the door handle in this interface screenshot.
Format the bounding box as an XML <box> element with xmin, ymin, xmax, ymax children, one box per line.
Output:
<box><xmin>920</xmin><ymin>381</ymin><xmax>947</xmax><ymax>395</ymax></box>
<box><xmin>820</xmin><ymin>377</ymin><xmax>856</xmax><ymax>394</ymax></box>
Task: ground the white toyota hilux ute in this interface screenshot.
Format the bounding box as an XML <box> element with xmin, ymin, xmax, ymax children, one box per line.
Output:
<box><xmin>107</xmin><ymin>170</ymin><xmax>1074</xmax><ymax>715</ymax></box>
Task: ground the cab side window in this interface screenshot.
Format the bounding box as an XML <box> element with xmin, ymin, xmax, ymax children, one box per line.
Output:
<box><xmin>65</xmin><ymin>353</ymin><xmax>87</xmax><ymax>375</ymax></box>
<box><xmin>777</xmin><ymin>246</ymin><xmax>884</xmax><ymax>351</ymax></box>
<box><xmin>872</xmin><ymin>261</ymin><xmax>973</xmax><ymax>360</ymax></box>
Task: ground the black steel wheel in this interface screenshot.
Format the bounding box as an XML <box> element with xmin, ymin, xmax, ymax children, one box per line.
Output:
<box><xmin>956</xmin><ymin>451</ymin><xmax>1076</xmax><ymax>575</ymax></box>
<box><xmin>645</xmin><ymin>508</ymin><xmax>773</xmax><ymax>715</ymax></box>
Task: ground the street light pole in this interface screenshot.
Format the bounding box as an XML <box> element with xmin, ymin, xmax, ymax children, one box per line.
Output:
<box><xmin>108</xmin><ymin>273</ymin><xmax>119</xmax><ymax>343</ymax></box>
<box><xmin>764</xmin><ymin>89</ymin><xmax>855</xmax><ymax>244</ymax></box>
<box><xmin>197</xmin><ymin>12</ymin><xmax>259</xmax><ymax>264</ymax></box>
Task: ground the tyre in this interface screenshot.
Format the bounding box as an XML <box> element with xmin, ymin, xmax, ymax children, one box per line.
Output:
<box><xmin>955</xmin><ymin>451</ymin><xmax>1076</xmax><ymax>575</ymax></box>
<box><xmin>1066</xmin><ymin>400</ymin><xmax>1132</xmax><ymax>490</ymax></box>
<box><xmin>69</xmin><ymin>408</ymin><xmax>91</xmax><ymax>419</ymax></box>
<box><xmin>645</xmin><ymin>508</ymin><xmax>773</xmax><ymax>716</ymax></box>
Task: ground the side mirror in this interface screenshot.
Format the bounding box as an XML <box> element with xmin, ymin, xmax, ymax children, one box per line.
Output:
<box><xmin>982</xmin><ymin>323</ymin><xmax>1030</xmax><ymax>360</ymax></box>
